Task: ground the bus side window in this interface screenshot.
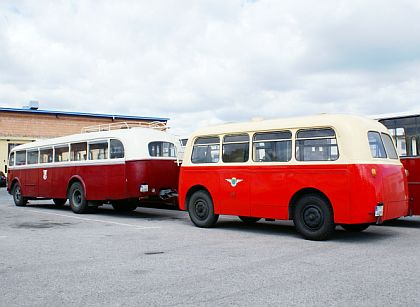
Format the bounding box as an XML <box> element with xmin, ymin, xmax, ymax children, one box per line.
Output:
<box><xmin>368</xmin><ymin>132</ymin><xmax>387</xmax><ymax>158</ymax></box>
<box><xmin>16</xmin><ymin>151</ymin><xmax>27</xmax><ymax>166</ymax></box>
<box><xmin>71</xmin><ymin>142</ymin><xmax>87</xmax><ymax>161</ymax></box>
<box><xmin>296</xmin><ymin>128</ymin><xmax>339</xmax><ymax>161</ymax></box>
<box><xmin>253</xmin><ymin>131</ymin><xmax>292</xmax><ymax>162</ymax></box>
<box><xmin>40</xmin><ymin>148</ymin><xmax>53</xmax><ymax>163</ymax></box>
<box><xmin>89</xmin><ymin>141</ymin><xmax>109</xmax><ymax>160</ymax></box>
<box><xmin>27</xmin><ymin>150</ymin><xmax>39</xmax><ymax>164</ymax></box>
<box><xmin>191</xmin><ymin>136</ymin><xmax>220</xmax><ymax>163</ymax></box>
<box><xmin>55</xmin><ymin>146</ymin><xmax>70</xmax><ymax>162</ymax></box>
<box><xmin>9</xmin><ymin>152</ymin><xmax>15</xmax><ymax>167</ymax></box>
<box><xmin>223</xmin><ymin>134</ymin><xmax>250</xmax><ymax>163</ymax></box>
<box><xmin>110</xmin><ymin>139</ymin><xmax>124</xmax><ymax>159</ymax></box>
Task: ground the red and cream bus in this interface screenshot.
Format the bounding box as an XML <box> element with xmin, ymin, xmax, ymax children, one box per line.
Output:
<box><xmin>378</xmin><ymin>113</ymin><xmax>420</xmax><ymax>215</ymax></box>
<box><xmin>178</xmin><ymin>114</ymin><xmax>409</xmax><ymax>240</ymax></box>
<box><xmin>7</xmin><ymin>123</ymin><xmax>181</xmax><ymax>214</ymax></box>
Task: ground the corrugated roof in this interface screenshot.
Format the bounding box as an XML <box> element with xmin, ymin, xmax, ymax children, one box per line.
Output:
<box><xmin>0</xmin><ymin>106</ymin><xmax>169</xmax><ymax>122</ymax></box>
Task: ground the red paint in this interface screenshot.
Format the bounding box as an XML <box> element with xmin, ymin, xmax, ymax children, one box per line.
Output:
<box><xmin>8</xmin><ymin>160</ymin><xmax>180</xmax><ymax>202</ymax></box>
<box><xmin>401</xmin><ymin>157</ymin><xmax>420</xmax><ymax>215</ymax></box>
<box><xmin>179</xmin><ymin>163</ymin><xmax>409</xmax><ymax>224</ymax></box>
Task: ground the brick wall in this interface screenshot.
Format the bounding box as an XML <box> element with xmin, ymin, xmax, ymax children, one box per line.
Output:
<box><xmin>0</xmin><ymin>112</ymin><xmax>158</xmax><ymax>138</ymax></box>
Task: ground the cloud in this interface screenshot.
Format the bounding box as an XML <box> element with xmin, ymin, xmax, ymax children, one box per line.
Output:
<box><xmin>1</xmin><ymin>0</ymin><xmax>420</xmax><ymax>136</ymax></box>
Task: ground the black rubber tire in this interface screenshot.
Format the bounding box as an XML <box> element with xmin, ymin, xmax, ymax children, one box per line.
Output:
<box><xmin>293</xmin><ymin>194</ymin><xmax>335</xmax><ymax>241</ymax></box>
<box><xmin>112</xmin><ymin>200</ymin><xmax>138</xmax><ymax>212</ymax></box>
<box><xmin>68</xmin><ymin>182</ymin><xmax>89</xmax><ymax>214</ymax></box>
<box><xmin>341</xmin><ymin>223</ymin><xmax>370</xmax><ymax>232</ymax></box>
<box><xmin>53</xmin><ymin>198</ymin><xmax>67</xmax><ymax>206</ymax></box>
<box><xmin>238</xmin><ymin>216</ymin><xmax>261</xmax><ymax>224</ymax></box>
<box><xmin>12</xmin><ymin>183</ymin><xmax>27</xmax><ymax>207</ymax></box>
<box><xmin>188</xmin><ymin>190</ymin><xmax>219</xmax><ymax>228</ymax></box>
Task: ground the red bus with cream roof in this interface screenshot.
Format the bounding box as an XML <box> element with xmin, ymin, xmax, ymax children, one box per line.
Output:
<box><xmin>378</xmin><ymin>113</ymin><xmax>420</xmax><ymax>216</ymax></box>
<box><xmin>178</xmin><ymin>114</ymin><xmax>409</xmax><ymax>240</ymax></box>
<box><xmin>7</xmin><ymin>123</ymin><xmax>181</xmax><ymax>213</ymax></box>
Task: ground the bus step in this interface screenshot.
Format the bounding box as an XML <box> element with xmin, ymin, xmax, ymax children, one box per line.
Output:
<box><xmin>265</xmin><ymin>218</ymin><xmax>275</xmax><ymax>222</ymax></box>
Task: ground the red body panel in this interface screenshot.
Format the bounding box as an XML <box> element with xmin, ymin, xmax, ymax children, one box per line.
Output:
<box><xmin>401</xmin><ymin>157</ymin><xmax>420</xmax><ymax>215</ymax></box>
<box><xmin>179</xmin><ymin>164</ymin><xmax>408</xmax><ymax>224</ymax></box>
<box><xmin>7</xmin><ymin>160</ymin><xmax>180</xmax><ymax>202</ymax></box>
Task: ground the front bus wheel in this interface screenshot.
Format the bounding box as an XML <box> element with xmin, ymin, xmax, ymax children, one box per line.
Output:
<box><xmin>68</xmin><ymin>182</ymin><xmax>89</xmax><ymax>214</ymax></box>
<box><xmin>293</xmin><ymin>194</ymin><xmax>335</xmax><ymax>241</ymax></box>
<box><xmin>12</xmin><ymin>183</ymin><xmax>27</xmax><ymax>207</ymax></box>
<box><xmin>188</xmin><ymin>190</ymin><xmax>219</xmax><ymax>228</ymax></box>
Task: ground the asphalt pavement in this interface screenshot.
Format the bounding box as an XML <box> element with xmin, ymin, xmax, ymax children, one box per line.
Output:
<box><xmin>1</xmin><ymin>187</ymin><xmax>420</xmax><ymax>306</ymax></box>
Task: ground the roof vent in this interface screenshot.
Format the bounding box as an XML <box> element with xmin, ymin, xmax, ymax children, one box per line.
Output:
<box><xmin>29</xmin><ymin>100</ymin><xmax>39</xmax><ymax>110</ymax></box>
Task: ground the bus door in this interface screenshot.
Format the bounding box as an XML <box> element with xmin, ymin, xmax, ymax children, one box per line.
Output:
<box><xmin>218</xmin><ymin>134</ymin><xmax>251</xmax><ymax>216</ymax></box>
<box><xmin>218</xmin><ymin>168</ymin><xmax>250</xmax><ymax>216</ymax></box>
<box><xmin>38</xmin><ymin>148</ymin><xmax>53</xmax><ymax>197</ymax></box>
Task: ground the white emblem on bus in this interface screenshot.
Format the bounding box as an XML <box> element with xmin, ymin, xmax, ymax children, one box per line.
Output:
<box><xmin>43</xmin><ymin>170</ymin><xmax>48</xmax><ymax>180</ymax></box>
<box><xmin>225</xmin><ymin>177</ymin><xmax>243</xmax><ymax>187</ymax></box>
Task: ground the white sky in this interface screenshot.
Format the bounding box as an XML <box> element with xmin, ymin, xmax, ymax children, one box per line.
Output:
<box><xmin>1</xmin><ymin>0</ymin><xmax>420</xmax><ymax>136</ymax></box>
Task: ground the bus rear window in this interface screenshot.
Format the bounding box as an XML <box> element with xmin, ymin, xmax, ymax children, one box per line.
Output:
<box><xmin>149</xmin><ymin>142</ymin><xmax>176</xmax><ymax>157</ymax></box>
<box><xmin>223</xmin><ymin>134</ymin><xmax>249</xmax><ymax>163</ymax></box>
<box><xmin>368</xmin><ymin>132</ymin><xmax>387</xmax><ymax>158</ymax></box>
<box><xmin>296</xmin><ymin>128</ymin><xmax>339</xmax><ymax>161</ymax></box>
<box><xmin>16</xmin><ymin>151</ymin><xmax>26</xmax><ymax>165</ymax></box>
<box><xmin>192</xmin><ymin>136</ymin><xmax>220</xmax><ymax>163</ymax></box>
<box><xmin>381</xmin><ymin>133</ymin><xmax>398</xmax><ymax>159</ymax></box>
<box><xmin>253</xmin><ymin>131</ymin><xmax>292</xmax><ymax>162</ymax></box>
<box><xmin>110</xmin><ymin>139</ymin><xmax>124</xmax><ymax>159</ymax></box>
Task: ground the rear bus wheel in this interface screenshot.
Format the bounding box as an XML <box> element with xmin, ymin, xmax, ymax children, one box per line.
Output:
<box><xmin>12</xmin><ymin>183</ymin><xmax>27</xmax><ymax>207</ymax></box>
<box><xmin>68</xmin><ymin>182</ymin><xmax>89</xmax><ymax>214</ymax></box>
<box><xmin>188</xmin><ymin>191</ymin><xmax>219</xmax><ymax>228</ymax></box>
<box><xmin>293</xmin><ymin>194</ymin><xmax>335</xmax><ymax>241</ymax></box>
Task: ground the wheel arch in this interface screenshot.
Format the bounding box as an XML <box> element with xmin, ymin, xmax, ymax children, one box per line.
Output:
<box><xmin>67</xmin><ymin>176</ymin><xmax>87</xmax><ymax>198</ymax></box>
<box><xmin>288</xmin><ymin>187</ymin><xmax>333</xmax><ymax>220</ymax></box>
<box><xmin>9</xmin><ymin>177</ymin><xmax>22</xmax><ymax>195</ymax></box>
<box><xmin>185</xmin><ymin>185</ymin><xmax>212</xmax><ymax>211</ymax></box>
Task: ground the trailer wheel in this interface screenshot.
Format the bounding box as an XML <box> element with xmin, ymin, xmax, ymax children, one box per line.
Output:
<box><xmin>341</xmin><ymin>223</ymin><xmax>370</xmax><ymax>232</ymax></box>
<box><xmin>53</xmin><ymin>198</ymin><xmax>67</xmax><ymax>206</ymax></box>
<box><xmin>68</xmin><ymin>182</ymin><xmax>89</xmax><ymax>214</ymax></box>
<box><xmin>12</xmin><ymin>183</ymin><xmax>27</xmax><ymax>207</ymax></box>
<box><xmin>188</xmin><ymin>190</ymin><xmax>219</xmax><ymax>228</ymax></box>
<box><xmin>293</xmin><ymin>194</ymin><xmax>335</xmax><ymax>241</ymax></box>
<box><xmin>238</xmin><ymin>216</ymin><xmax>261</xmax><ymax>224</ymax></box>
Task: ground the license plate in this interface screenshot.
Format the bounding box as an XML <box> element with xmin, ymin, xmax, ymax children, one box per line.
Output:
<box><xmin>375</xmin><ymin>205</ymin><xmax>384</xmax><ymax>217</ymax></box>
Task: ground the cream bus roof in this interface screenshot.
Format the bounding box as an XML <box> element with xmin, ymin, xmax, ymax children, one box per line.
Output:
<box><xmin>191</xmin><ymin>114</ymin><xmax>387</xmax><ymax>136</ymax></box>
<box><xmin>183</xmin><ymin>113</ymin><xmax>398</xmax><ymax>165</ymax></box>
<box><xmin>11</xmin><ymin>127</ymin><xmax>181</xmax><ymax>161</ymax></box>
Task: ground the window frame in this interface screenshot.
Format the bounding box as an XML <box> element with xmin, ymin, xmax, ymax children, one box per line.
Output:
<box><xmin>252</xmin><ymin>130</ymin><xmax>292</xmax><ymax>163</ymax></box>
<box><xmin>295</xmin><ymin>128</ymin><xmax>339</xmax><ymax>162</ymax></box>
<box><xmin>88</xmin><ymin>140</ymin><xmax>109</xmax><ymax>161</ymax></box>
<box><xmin>191</xmin><ymin>136</ymin><xmax>220</xmax><ymax>164</ymax></box>
<box><xmin>222</xmin><ymin>133</ymin><xmax>250</xmax><ymax>163</ymax></box>
<box><xmin>39</xmin><ymin>147</ymin><xmax>54</xmax><ymax>164</ymax></box>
